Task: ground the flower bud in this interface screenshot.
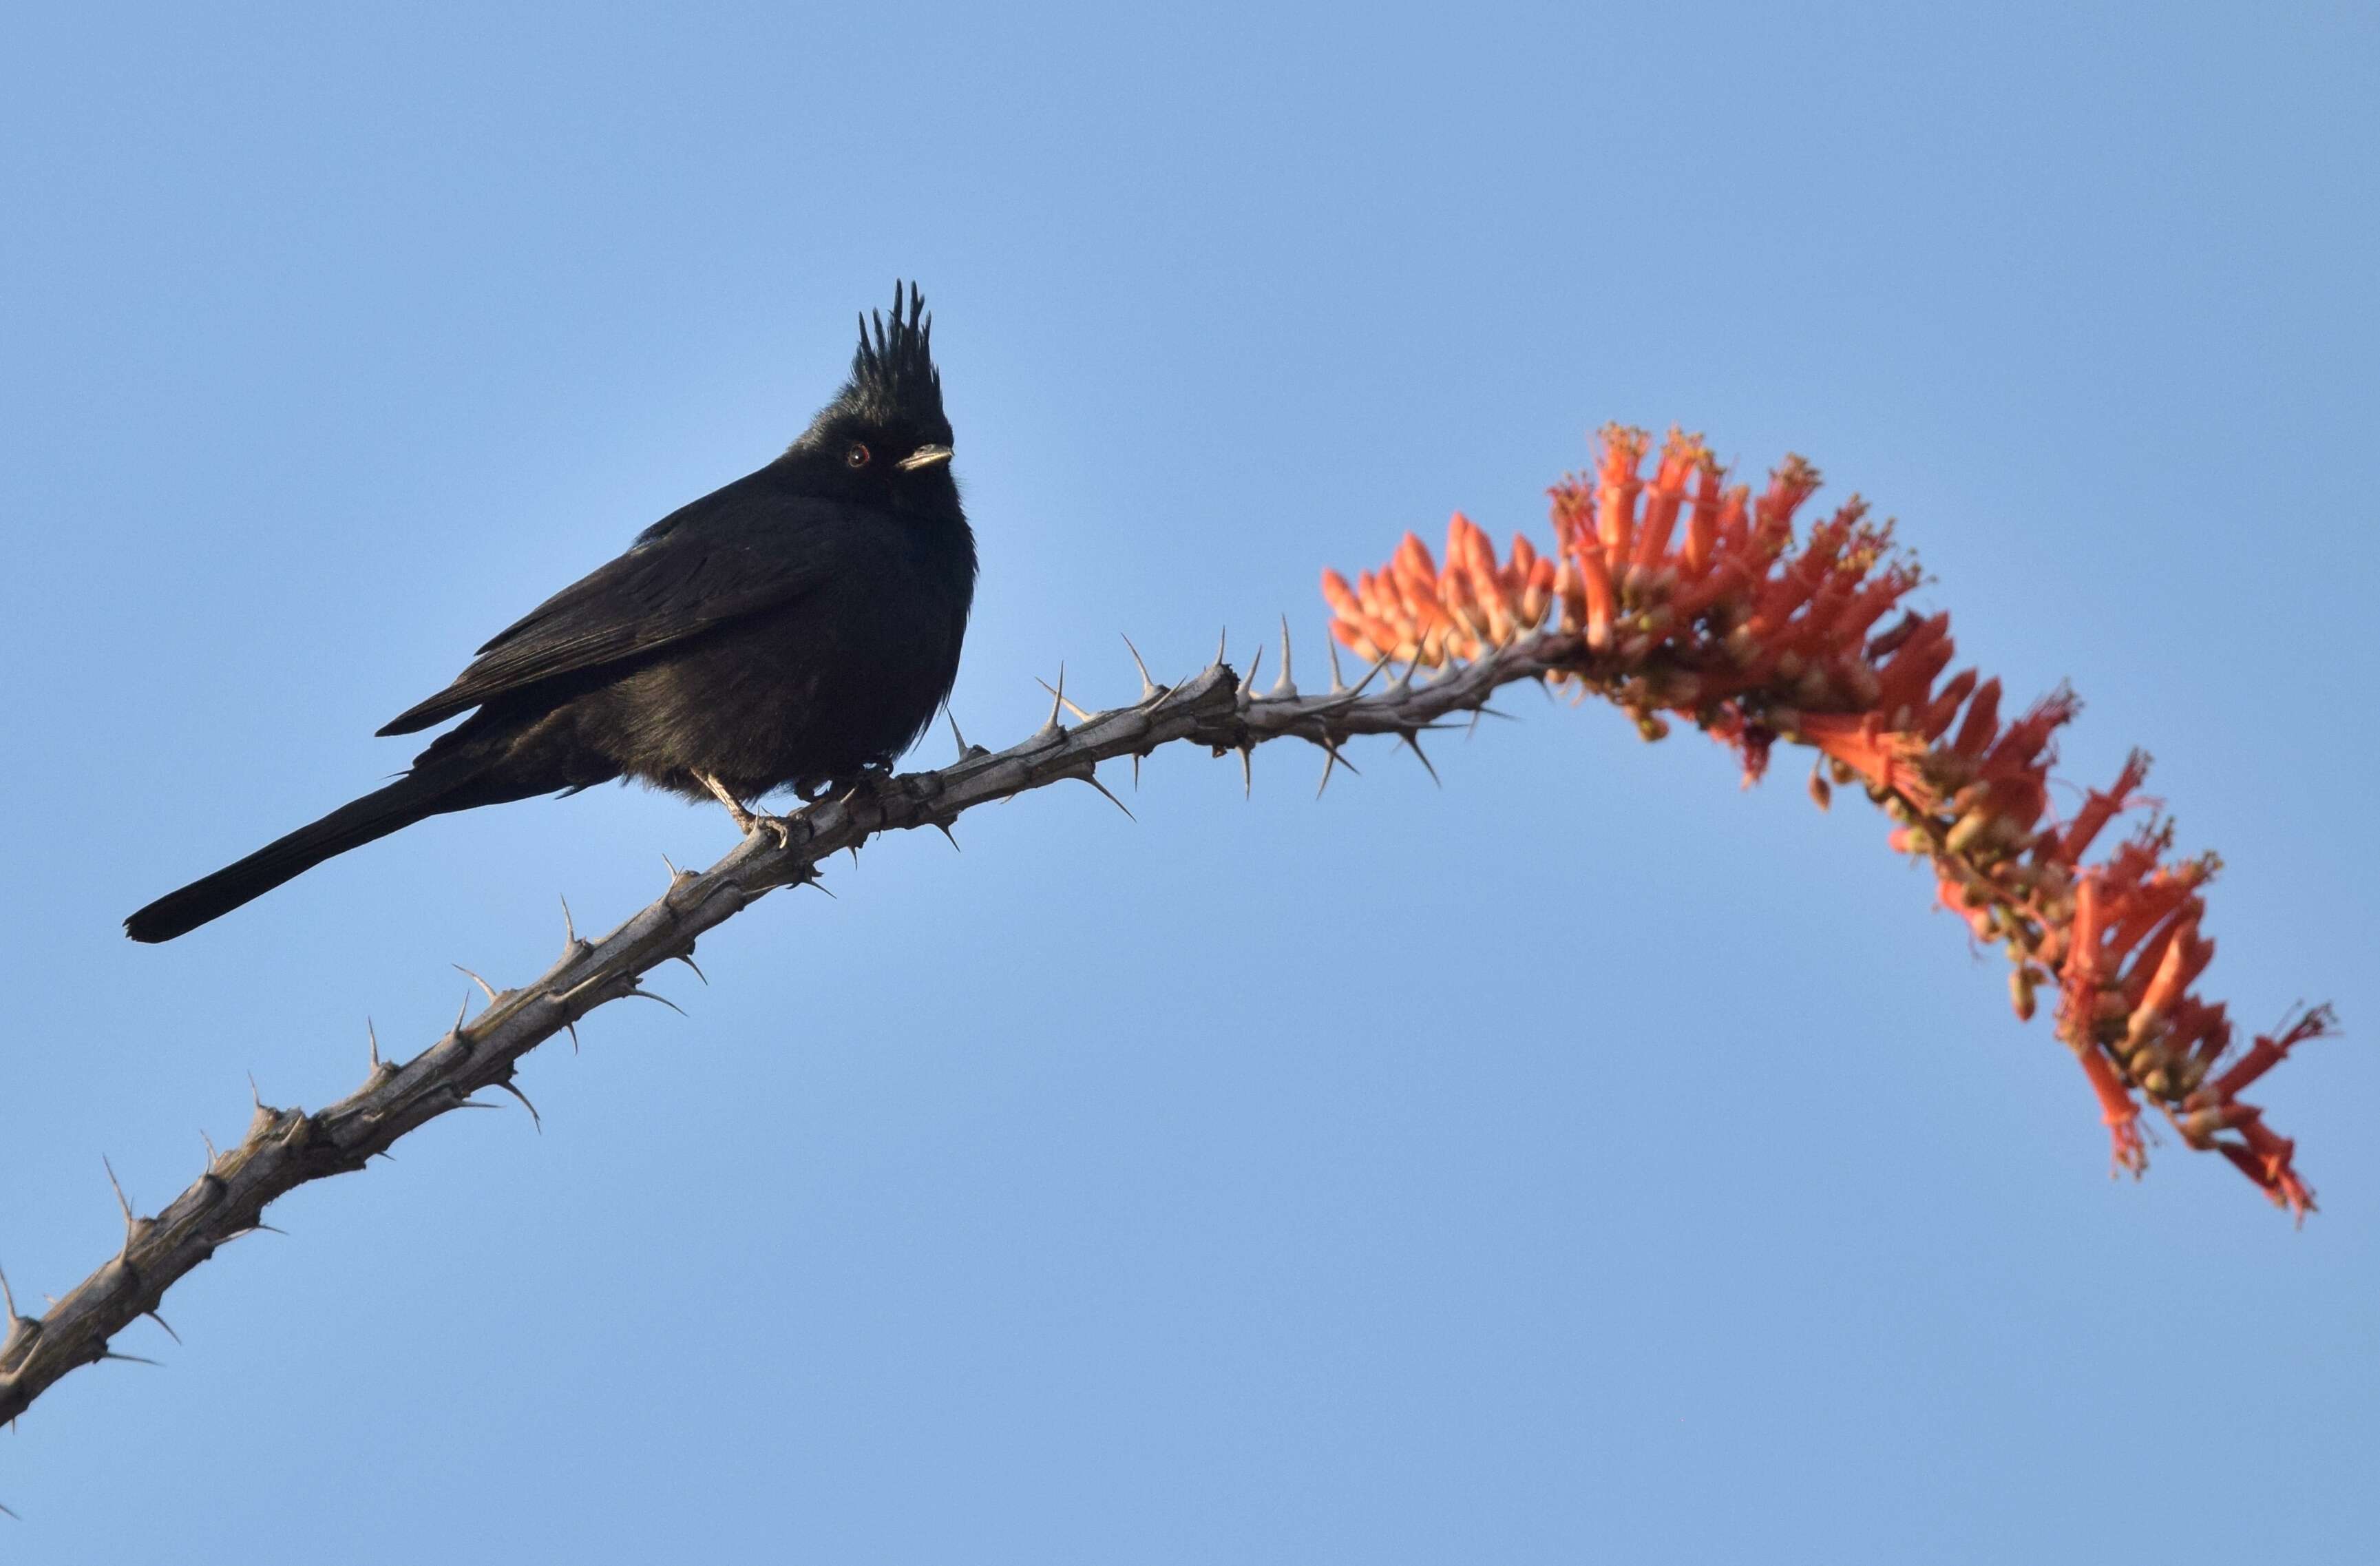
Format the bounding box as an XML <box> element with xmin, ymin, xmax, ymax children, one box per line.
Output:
<box><xmin>2010</xmin><ymin>967</ymin><xmax>2038</xmax><ymax>1021</ymax></box>
<box><xmin>1945</xmin><ymin>807</ymin><xmax>1994</xmax><ymax>856</ymax></box>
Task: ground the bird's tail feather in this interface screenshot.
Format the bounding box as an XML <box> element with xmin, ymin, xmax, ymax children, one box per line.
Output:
<box><xmin>126</xmin><ymin>760</ymin><xmax>504</xmax><ymax>943</ymax></box>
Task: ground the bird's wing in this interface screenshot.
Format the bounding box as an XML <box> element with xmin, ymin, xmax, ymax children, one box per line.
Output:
<box><xmin>376</xmin><ymin>483</ymin><xmax>850</xmax><ymax>736</ymax></box>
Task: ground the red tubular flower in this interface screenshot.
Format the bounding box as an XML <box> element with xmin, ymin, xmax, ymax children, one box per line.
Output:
<box><xmin>1595</xmin><ymin>423</ymin><xmax>1647</xmax><ymax>563</ymax></box>
<box><xmin>1320</xmin><ymin>425</ymin><xmax>2337</xmax><ymax>1218</ymax></box>
<box><xmin>1681</xmin><ymin>457</ymin><xmax>1726</xmax><ymax>577</ymax></box>
<box><xmin>2059</xmin><ymin>751</ymin><xmax>2151</xmax><ymax>863</ymax></box>
<box><xmin>1632</xmin><ymin>430</ymin><xmax>1700</xmax><ymax>574</ymax></box>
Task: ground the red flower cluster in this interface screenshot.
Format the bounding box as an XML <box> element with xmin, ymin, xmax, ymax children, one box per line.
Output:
<box><xmin>1323</xmin><ymin>425</ymin><xmax>2335</xmax><ymax>1216</ymax></box>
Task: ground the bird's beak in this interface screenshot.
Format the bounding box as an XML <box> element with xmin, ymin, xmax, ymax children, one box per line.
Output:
<box><xmin>897</xmin><ymin>444</ymin><xmax>954</xmax><ymax>471</ymax></box>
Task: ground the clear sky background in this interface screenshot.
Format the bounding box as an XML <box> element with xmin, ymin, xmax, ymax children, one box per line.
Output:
<box><xmin>4</xmin><ymin>3</ymin><xmax>2376</xmax><ymax>1560</ymax></box>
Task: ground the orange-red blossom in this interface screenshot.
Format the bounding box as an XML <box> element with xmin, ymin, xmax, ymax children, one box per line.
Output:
<box><xmin>1323</xmin><ymin>425</ymin><xmax>2335</xmax><ymax>1218</ymax></box>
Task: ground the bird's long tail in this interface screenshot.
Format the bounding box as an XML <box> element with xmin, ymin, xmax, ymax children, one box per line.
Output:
<box><xmin>126</xmin><ymin>758</ymin><xmax>514</xmax><ymax>943</ymax></box>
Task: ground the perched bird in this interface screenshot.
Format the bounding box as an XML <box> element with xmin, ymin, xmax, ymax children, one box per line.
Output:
<box><xmin>127</xmin><ymin>282</ymin><xmax>973</xmax><ymax>943</ymax></box>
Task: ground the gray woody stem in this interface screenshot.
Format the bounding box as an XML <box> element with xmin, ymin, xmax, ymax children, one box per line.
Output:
<box><xmin>0</xmin><ymin>629</ymin><xmax>1582</xmax><ymax>1429</ymax></box>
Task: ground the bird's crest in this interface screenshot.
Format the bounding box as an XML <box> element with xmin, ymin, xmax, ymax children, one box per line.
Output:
<box><xmin>837</xmin><ymin>280</ymin><xmax>947</xmax><ymax>435</ymax></box>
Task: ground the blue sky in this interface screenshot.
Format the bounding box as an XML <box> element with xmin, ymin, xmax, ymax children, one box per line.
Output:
<box><xmin>4</xmin><ymin>2</ymin><xmax>2376</xmax><ymax>1559</ymax></box>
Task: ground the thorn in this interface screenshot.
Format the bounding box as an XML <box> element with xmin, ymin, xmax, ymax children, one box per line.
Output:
<box><xmin>1473</xmin><ymin>704</ymin><xmax>1515</xmax><ymax>722</ymax></box>
<box><xmin>1075</xmin><ymin>769</ymin><xmax>1136</xmax><ymax>821</ymax></box>
<box><xmin>560</xmin><ymin>894</ymin><xmax>579</xmax><ymax>948</ymax></box>
<box><xmin>549</xmin><ymin>968</ymin><xmax>615</xmax><ymax>1021</ymax></box>
<box><xmin>144</xmin><ymin>1310</ymin><xmax>180</xmax><ymax>1346</ymax></box>
<box><xmin>451</xmin><ymin>990</ymin><xmax>472</xmax><ymax>1036</ymax></box>
<box><xmin>200</xmin><ymin>1130</ymin><xmax>220</xmax><ymax>1169</ymax></box>
<box><xmin>947</xmin><ymin>704</ymin><xmax>971</xmax><ymax>760</ymax></box>
<box><xmin>1327</xmin><ymin>634</ymin><xmax>1347</xmax><ymax>691</ymax></box>
<box><xmin>1040</xmin><ymin>662</ymin><xmax>1071</xmax><ymax>730</ymax></box>
<box><xmin>248</xmin><ymin>1072</ymin><xmax>264</xmax><ymax>1111</ymax></box>
<box><xmin>98</xmin><ymin>1350</ymin><xmax>159</xmax><ymax>1368</ymax></box>
<box><xmin>661</xmin><ymin>853</ymin><xmax>682</xmax><ymax>881</ymax></box>
<box><xmin>1035</xmin><ymin>674</ymin><xmax>1092</xmax><ymax>723</ymax></box>
<box><xmin>1274</xmin><ymin>616</ymin><xmax>1296</xmax><ymax>696</ymax></box>
<box><xmin>674</xmin><ymin>950</ymin><xmax>709</xmax><ymax>985</ymax></box>
<box><xmin>0</xmin><ymin>1262</ymin><xmax>17</xmax><ymax>1322</ymax></box>
<box><xmin>1131</xmin><ymin>752</ymin><xmax>1142</xmax><ymax>790</ymax></box>
<box><xmin>0</xmin><ymin>1498</ymin><xmax>17</xmax><ymax>1521</ymax></box>
<box><xmin>103</xmin><ymin>1156</ymin><xmax>135</xmax><ymax>1235</ymax></box>
<box><xmin>454</xmin><ymin>965</ymin><xmax>499</xmax><ymax>1003</ymax></box>
<box><xmin>1214</xmin><ymin>626</ymin><xmax>1228</xmax><ymax>668</ymax></box>
<box><xmin>1239</xmin><ymin>744</ymin><xmax>1254</xmax><ymax>799</ymax></box>
<box><xmin>1242</xmin><ymin>643</ymin><xmax>1263</xmax><ymax>698</ymax></box>
<box><xmin>625</xmin><ymin>988</ymin><xmax>689</xmax><ymax>1017</ymax></box>
<box><xmin>1308</xmin><ymin>652</ymin><xmax>1396</xmax><ymax>716</ymax></box>
<box><xmin>367</xmin><ymin>1019</ymin><xmax>381</xmax><ymax>1069</ymax></box>
<box><xmin>1399</xmin><ymin>729</ymin><xmax>1442</xmax><ymax>786</ymax></box>
<box><xmin>490</xmin><ymin>1078</ymin><xmax>543</xmax><ymax>1131</ymax></box>
<box><xmin>1121</xmin><ymin>633</ymin><xmax>1161</xmax><ymax>700</ymax></box>
<box><xmin>1314</xmin><ymin>740</ymin><xmax>1360</xmax><ymax>799</ymax></box>
<box><xmin>564</xmin><ymin>1020</ymin><xmax>581</xmax><ymax>1053</ymax></box>
<box><xmin>801</xmin><ymin>877</ymin><xmax>839</xmax><ymax>899</ymax></box>
<box><xmin>931</xmin><ymin>819</ymin><xmax>961</xmax><ymax>851</ymax></box>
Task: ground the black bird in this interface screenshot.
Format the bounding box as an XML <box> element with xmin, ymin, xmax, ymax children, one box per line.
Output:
<box><xmin>127</xmin><ymin>282</ymin><xmax>973</xmax><ymax>943</ymax></box>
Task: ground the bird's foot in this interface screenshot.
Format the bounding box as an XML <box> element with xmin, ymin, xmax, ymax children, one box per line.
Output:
<box><xmin>697</xmin><ymin>772</ymin><xmax>796</xmax><ymax>848</ymax></box>
<box><xmin>796</xmin><ymin>762</ymin><xmax>898</xmax><ymax>811</ymax></box>
<box><xmin>832</xmin><ymin>762</ymin><xmax>900</xmax><ymax>815</ymax></box>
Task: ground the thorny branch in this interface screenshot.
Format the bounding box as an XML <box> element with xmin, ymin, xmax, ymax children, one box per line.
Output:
<box><xmin>0</xmin><ymin>629</ymin><xmax>1566</xmax><ymax>1430</ymax></box>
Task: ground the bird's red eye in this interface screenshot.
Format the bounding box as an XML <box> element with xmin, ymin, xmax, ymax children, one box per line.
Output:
<box><xmin>845</xmin><ymin>442</ymin><xmax>872</xmax><ymax>468</ymax></box>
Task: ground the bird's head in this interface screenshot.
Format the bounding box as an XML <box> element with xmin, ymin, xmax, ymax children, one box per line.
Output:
<box><xmin>783</xmin><ymin>281</ymin><xmax>959</xmax><ymax>516</ymax></box>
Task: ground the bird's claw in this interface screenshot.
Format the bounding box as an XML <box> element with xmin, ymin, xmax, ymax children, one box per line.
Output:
<box><xmin>817</xmin><ymin>761</ymin><xmax>895</xmax><ymax>808</ymax></box>
<box><xmin>697</xmin><ymin>771</ymin><xmax>794</xmax><ymax>846</ymax></box>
